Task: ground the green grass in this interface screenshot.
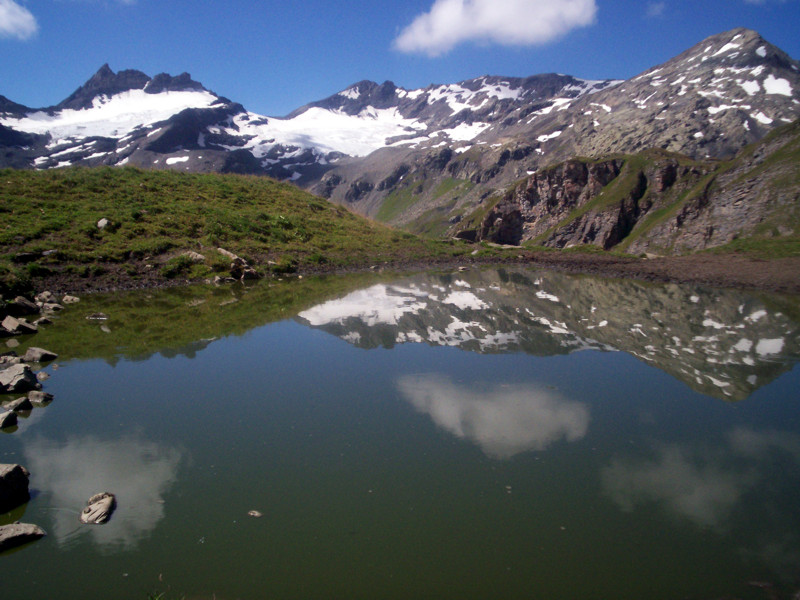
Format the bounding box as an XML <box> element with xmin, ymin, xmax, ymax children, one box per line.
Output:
<box><xmin>376</xmin><ymin>185</ymin><xmax>419</xmax><ymax>223</ymax></box>
<box><xmin>376</xmin><ymin>177</ymin><xmax>472</xmax><ymax>225</ymax></box>
<box><xmin>0</xmin><ymin>166</ymin><xmax>466</xmax><ymax>293</ymax></box>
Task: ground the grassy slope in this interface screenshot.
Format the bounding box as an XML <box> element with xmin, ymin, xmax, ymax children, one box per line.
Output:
<box><xmin>0</xmin><ymin>167</ymin><xmax>470</xmax><ymax>294</ymax></box>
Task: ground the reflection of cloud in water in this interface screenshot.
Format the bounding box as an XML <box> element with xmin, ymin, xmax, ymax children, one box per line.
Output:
<box><xmin>601</xmin><ymin>429</ymin><xmax>800</xmax><ymax>529</ymax></box>
<box><xmin>23</xmin><ymin>435</ymin><xmax>183</xmax><ymax>551</ymax></box>
<box><xmin>397</xmin><ymin>374</ymin><xmax>590</xmax><ymax>458</ymax></box>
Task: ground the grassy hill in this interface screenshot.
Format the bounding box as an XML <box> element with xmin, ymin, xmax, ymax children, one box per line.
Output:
<box><xmin>0</xmin><ymin>167</ymin><xmax>470</xmax><ymax>294</ymax></box>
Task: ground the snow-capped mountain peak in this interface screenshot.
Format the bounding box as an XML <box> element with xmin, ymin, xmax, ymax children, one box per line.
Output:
<box><xmin>1</xmin><ymin>29</ymin><xmax>798</xmax><ymax>215</ymax></box>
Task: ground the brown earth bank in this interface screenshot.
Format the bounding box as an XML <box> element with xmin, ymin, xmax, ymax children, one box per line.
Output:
<box><xmin>16</xmin><ymin>251</ymin><xmax>800</xmax><ymax>296</ymax></box>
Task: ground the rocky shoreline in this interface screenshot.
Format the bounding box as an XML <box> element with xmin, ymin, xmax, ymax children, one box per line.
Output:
<box><xmin>13</xmin><ymin>251</ymin><xmax>800</xmax><ymax>297</ymax></box>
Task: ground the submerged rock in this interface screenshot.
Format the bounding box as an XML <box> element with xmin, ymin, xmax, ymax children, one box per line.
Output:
<box><xmin>0</xmin><ymin>523</ymin><xmax>46</xmax><ymax>553</ymax></box>
<box><xmin>80</xmin><ymin>492</ymin><xmax>116</xmax><ymax>524</ymax></box>
<box><xmin>0</xmin><ymin>464</ymin><xmax>31</xmax><ymax>512</ymax></box>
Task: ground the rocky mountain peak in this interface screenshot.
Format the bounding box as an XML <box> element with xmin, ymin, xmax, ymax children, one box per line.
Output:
<box><xmin>0</xmin><ymin>95</ymin><xmax>30</xmax><ymax>117</ymax></box>
<box><xmin>56</xmin><ymin>64</ymin><xmax>152</xmax><ymax>111</ymax></box>
<box><xmin>144</xmin><ymin>72</ymin><xmax>207</xmax><ymax>95</ymax></box>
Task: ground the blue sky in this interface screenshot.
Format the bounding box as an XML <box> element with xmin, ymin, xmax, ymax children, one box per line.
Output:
<box><xmin>1</xmin><ymin>0</ymin><xmax>799</xmax><ymax>117</ymax></box>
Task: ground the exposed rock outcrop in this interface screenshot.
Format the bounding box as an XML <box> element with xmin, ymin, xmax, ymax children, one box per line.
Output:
<box><xmin>80</xmin><ymin>492</ymin><xmax>116</xmax><ymax>524</ymax></box>
<box><xmin>465</xmin><ymin>118</ymin><xmax>799</xmax><ymax>253</ymax></box>
<box><xmin>0</xmin><ymin>523</ymin><xmax>46</xmax><ymax>553</ymax></box>
<box><xmin>0</xmin><ymin>464</ymin><xmax>31</xmax><ymax>512</ymax></box>
<box><xmin>0</xmin><ymin>364</ymin><xmax>41</xmax><ymax>394</ymax></box>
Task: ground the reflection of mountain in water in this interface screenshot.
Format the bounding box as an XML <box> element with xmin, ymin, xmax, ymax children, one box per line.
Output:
<box><xmin>297</xmin><ymin>268</ymin><xmax>800</xmax><ymax>400</ymax></box>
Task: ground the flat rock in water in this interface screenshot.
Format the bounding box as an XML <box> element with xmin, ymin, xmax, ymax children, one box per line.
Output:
<box><xmin>0</xmin><ymin>523</ymin><xmax>46</xmax><ymax>553</ymax></box>
<box><xmin>28</xmin><ymin>390</ymin><xmax>54</xmax><ymax>406</ymax></box>
<box><xmin>22</xmin><ymin>347</ymin><xmax>58</xmax><ymax>363</ymax></box>
<box><xmin>61</xmin><ymin>295</ymin><xmax>80</xmax><ymax>304</ymax></box>
<box><xmin>5</xmin><ymin>396</ymin><xmax>33</xmax><ymax>413</ymax></box>
<box><xmin>0</xmin><ymin>364</ymin><xmax>41</xmax><ymax>394</ymax></box>
<box><xmin>0</xmin><ymin>464</ymin><xmax>31</xmax><ymax>512</ymax></box>
<box><xmin>80</xmin><ymin>492</ymin><xmax>116</xmax><ymax>524</ymax></box>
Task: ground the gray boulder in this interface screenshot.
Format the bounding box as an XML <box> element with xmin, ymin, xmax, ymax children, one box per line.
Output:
<box><xmin>0</xmin><ymin>523</ymin><xmax>46</xmax><ymax>553</ymax></box>
<box><xmin>1</xmin><ymin>316</ymin><xmax>38</xmax><ymax>336</ymax></box>
<box><xmin>0</xmin><ymin>364</ymin><xmax>41</xmax><ymax>394</ymax></box>
<box><xmin>61</xmin><ymin>295</ymin><xmax>80</xmax><ymax>304</ymax></box>
<box><xmin>80</xmin><ymin>492</ymin><xmax>116</xmax><ymax>524</ymax></box>
<box><xmin>0</xmin><ymin>464</ymin><xmax>31</xmax><ymax>512</ymax></box>
<box><xmin>0</xmin><ymin>354</ymin><xmax>22</xmax><ymax>366</ymax></box>
<box><xmin>6</xmin><ymin>297</ymin><xmax>39</xmax><ymax>318</ymax></box>
<box><xmin>0</xmin><ymin>410</ymin><xmax>18</xmax><ymax>429</ymax></box>
<box><xmin>22</xmin><ymin>347</ymin><xmax>58</xmax><ymax>363</ymax></box>
<box><xmin>181</xmin><ymin>251</ymin><xmax>205</xmax><ymax>264</ymax></box>
<box><xmin>4</xmin><ymin>397</ymin><xmax>33</xmax><ymax>413</ymax></box>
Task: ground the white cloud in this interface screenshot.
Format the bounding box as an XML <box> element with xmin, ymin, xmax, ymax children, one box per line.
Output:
<box><xmin>397</xmin><ymin>373</ymin><xmax>590</xmax><ymax>458</ymax></box>
<box><xmin>646</xmin><ymin>2</ymin><xmax>666</xmax><ymax>17</ymax></box>
<box><xmin>0</xmin><ymin>0</ymin><xmax>38</xmax><ymax>40</ymax></box>
<box><xmin>393</xmin><ymin>0</ymin><xmax>598</xmax><ymax>57</ymax></box>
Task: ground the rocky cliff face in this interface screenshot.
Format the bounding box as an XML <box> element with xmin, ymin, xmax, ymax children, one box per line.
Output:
<box><xmin>463</xmin><ymin>118</ymin><xmax>799</xmax><ymax>254</ymax></box>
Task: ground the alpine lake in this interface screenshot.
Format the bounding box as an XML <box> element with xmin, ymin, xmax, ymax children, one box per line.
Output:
<box><xmin>2</xmin><ymin>266</ymin><xmax>800</xmax><ymax>600</ymax></box>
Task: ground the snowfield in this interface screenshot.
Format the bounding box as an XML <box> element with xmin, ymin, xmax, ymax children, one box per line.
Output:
<box><xmin>1</xmin><ymin>89</ymin><xmax>219</xmax><ymax>141</ymax></box>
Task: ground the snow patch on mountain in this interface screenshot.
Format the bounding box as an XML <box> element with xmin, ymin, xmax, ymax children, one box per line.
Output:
<box><xmin>0</xmin><ymin>89</ymin><xmax>219</xmax><ymax>141</ymax></box>
<box><xmin>227</xmin><ymin>107</ymin><xmax>428</xmax><ymax>158</ymax></box>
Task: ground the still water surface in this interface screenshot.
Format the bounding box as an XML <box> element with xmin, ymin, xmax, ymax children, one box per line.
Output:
<box><xmin>2</xmin><ymin>268</ymin><xmax>800</xmax><ymax>599</ymax></box>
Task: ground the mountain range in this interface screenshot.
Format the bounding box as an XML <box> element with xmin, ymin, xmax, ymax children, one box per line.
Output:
<box><xmin>1</xmin><ymin>27</ymin><xmax>798</xmax><ymax>248</ymax></box>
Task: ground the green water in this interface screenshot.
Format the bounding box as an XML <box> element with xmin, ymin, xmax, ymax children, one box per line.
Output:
<box><xmin>2</xmin><ymin>268</ymin><xmax>800</xmax><ymax>599</ymax></box>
